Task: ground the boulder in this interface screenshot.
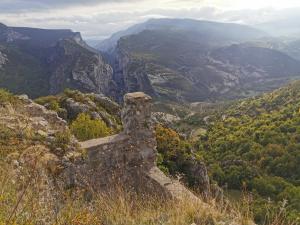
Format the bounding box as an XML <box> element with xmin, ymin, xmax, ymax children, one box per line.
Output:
<box><xmin>91</xmin><ymin>93</ymin><xmax>121</xmax><ymax>115</ymax></box>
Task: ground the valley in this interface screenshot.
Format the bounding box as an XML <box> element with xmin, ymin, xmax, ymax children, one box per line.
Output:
<box><xmin>1</xmin><ymin>16</ymin><xmax>300</xmax><ymax>224</ymax></box>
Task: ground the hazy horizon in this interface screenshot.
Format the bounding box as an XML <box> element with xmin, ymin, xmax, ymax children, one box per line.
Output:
<box><xmin>1</xmin><ymin>0</ymin><xmax>300</xmax><ymax>40</ymax></box>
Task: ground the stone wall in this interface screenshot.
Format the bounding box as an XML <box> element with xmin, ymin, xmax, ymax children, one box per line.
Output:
<box><xmin>76</xmin><ymin>92</ymin><xmax>199</xmax><ymax>199</ymax></box>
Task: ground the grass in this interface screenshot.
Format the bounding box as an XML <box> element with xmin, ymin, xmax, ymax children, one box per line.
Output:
<box><xmin>0</xmin><ymin>89</ymin><xmax>298</xmax><ymax>225</ymax></box>
<box><xmin>0</xmin><ymin>89</ymin><xmax>19</xmax><ymax>105</ymax></box>
<box><xmin>0</xmin><ymin>163</ymin><xmax>234</xmax><ymax>225</ymax></box>
<box><xmin>0</xmin><ymin>156</ymin><xmax>298</xmax><ymax>225</ymax></box>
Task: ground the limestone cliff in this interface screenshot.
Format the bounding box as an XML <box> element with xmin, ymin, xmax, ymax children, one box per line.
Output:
<box><xmin>48</xmin><ymin>39</ymin><xmax>116</xmax><ymax>97</ymax></box>
<box><xmin>101</xmin><ymin>19</ymin><xmax>300</xmax><ymax>102</ymax></box>
<box><xmin>0</xmin><ymin>50</ymin><xmax>7</xmax><ymax>68</ymax></box>
<box><xmin>0</xmin><ymin>23</ymin><xmax>115</xmax><ymax>98</ymax></box>
<box><xmin>109</xmin><ymin>44</ymin><xmax>157</xmax><ymax>102</ymax></box>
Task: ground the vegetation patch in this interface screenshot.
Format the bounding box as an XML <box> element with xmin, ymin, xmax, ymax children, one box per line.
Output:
<box><xmin>71</xmin><ymin>113</ymin><xmax>111</xmax><ymax>141</ymax></box>
<box><xmin>195</xmin><ymin>81</ymin><xmax>300</xmax><ymax>223</ymax></box>
<box><xmin>0</xmin><ymin>88</ymin><xmax>19</xmax><ymax>105</ymax></box>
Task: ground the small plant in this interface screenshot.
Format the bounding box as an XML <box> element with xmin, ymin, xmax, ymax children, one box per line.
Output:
<box><xmin>0</xmin><ymin>89</ymin><xmax>18</xmax><ymax>105</ymax></box>
<box><xmin>35</xmin><ymin>95</ymin><xmax>61</xmax><ymax>112</ymax></box>
<box><xmin>63</xmin><ymin>89</ymin><xmax>86</xmax><ymax>103</ymax></box>
<box><xmin>49</xmin><ymin>130</ymin><xmax>72</xmax><ymax>154</ymax></box>
<box><xmin>70</xmin><ymin>113</ymin><xmax>111</xmax><ymax>141</ymax></box>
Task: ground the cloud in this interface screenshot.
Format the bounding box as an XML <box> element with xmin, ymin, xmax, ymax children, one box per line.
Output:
<box><xmin>0</xmin><ymin>0</ymin><xmax>139</xmax><ymax>13</ymax></box>
<box><xmin>1</xmin><ymin>0</ymin><xmax>300</xmax><ymax>41</ymax></box>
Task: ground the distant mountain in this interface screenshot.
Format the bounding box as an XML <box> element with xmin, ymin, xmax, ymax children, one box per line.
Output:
<box><xmin>210</xmin><ymin>44</ymin><xmax>300</xmax><ymax>77</ymax></box>
<box><xmin>98</xmin><ymin>18</ymin><xmax>300</xmax><ymax>102</ymax></box>
<box><xmin>243</xmin><ymin>37</ymin><xmax>300</xmax><ymax>61</ymax></box>
<box><xmin>0</xmin><ymin>23</ymin><xmax>115</xmax><ymax>98</ymax></box>
<box><xmin>256</xmin><ymin>17</ymin><xmax>300</xmax><ymax>37</ymax></box>
<box><xmin>2</xmin><ymin>19</ymin><xmax>300</xmax><ymax>103</ymax></box>
<box><xmin>97</xmin><ymin>18</ymin><xmax>267</xmax><ymax>53</ymax></box>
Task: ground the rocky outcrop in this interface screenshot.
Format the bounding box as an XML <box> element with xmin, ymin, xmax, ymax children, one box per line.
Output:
<box><xmin>1</xmin><ymin>90</ymin><xmax>209</xmax><ymax>206</ymax></box>
<box><xmin>0</xmin><ymin>51</ymin><xmax>7</xmax><ymax>68</ymax></box>
<box><xmin>152</xmin><ymin>112</ymin><xmax>181</xmax><ymax>126</ymax></box>
<box><xmin>1</xmin><ymin>91</ymin><xmax>241</xmax><ymax>224</ymax></box>
<box><xmin>71</xmin><ymin>92</ymin><xmax>209</xmax><ymax>199</ymax></box>
<box><xmin>91</xmin><ymin>93</ymin><xmax>120</xmax><ymax>115</ymax></box>
<box><xmin>18</xmin><ymin>95</ymin><xmax>67</xmax><ymax>132</ymax></box>
<box><xmin>74</xmin><ymin>92</ymin><xmax>158</xmax><ymax>191</ymax></box>
<box><xmin>71</xmin><ymin>54</ymin><xmax>114</xmax><ymax>95</ymax></box>
<box><xmin>0</xmin><ymin>23</ymin><xmax>29</xmax><ymax>43</ymax></box>
<box><xmin>110</xmin><ymin>45</ymin><xmax>157</xmax><ymax>102</ymax></box>
<box><xmin>63</xmin><ymin>97</ymin><xmax>118</xmax><ymax>128</ymax></box>
<box><xmin>48</xmin><ymin>39</ymin><xmax>116</xmax><ymax>97</ymax></box>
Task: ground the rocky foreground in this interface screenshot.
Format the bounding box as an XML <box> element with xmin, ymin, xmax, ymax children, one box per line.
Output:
<box><xmin>0</xmin><ymin>89</ymin><xmax>253</xmax><ymax>224</ymax></box>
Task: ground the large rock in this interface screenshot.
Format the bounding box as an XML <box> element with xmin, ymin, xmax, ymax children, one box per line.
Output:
<box><xmin>91</xmin><ymin>93</ymin><xmax>121</xmax><ymax>115</ymax></box>
<box><xmin>64</xmin><ymin>98</ymin><xmax>90</xmax><ymax>120</ymax></box>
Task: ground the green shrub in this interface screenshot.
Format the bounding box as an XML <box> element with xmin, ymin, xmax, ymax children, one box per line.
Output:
<box><xmin>0</xmin><ymin>89</ymin><xmax>18</xmax><ymax>105</ymax></box>
<box><xmin>253</xmin><ymin>176</ymin><xmax>293</xmax><ymax>198</ymax></box>
<box><xmin>48</xmin><ymin>130</ymin><xmax>73</xmax><ymax>155</ymax></box>
<box><xmin>64</xmin><ymin>89</ymin><xmax>86</xmax><ymax>103</ymax></box>
<box><xmin>71</xmin><ymin>113</ymin><xmax>111</xmax><ymax>141</ymax></box>
<box><xmin>35</xmin><ymin>95</ymin><xmax>60</xmax><ymax>111</ymax></box>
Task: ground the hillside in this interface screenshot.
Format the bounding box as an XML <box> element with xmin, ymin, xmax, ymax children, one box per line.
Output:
<box><xmin>191</xmin><ymin>81</ymin><xmax>300</xmax><ymax>223</ymax></box>
<box><xmin>100</xmin><ymin>18</ymin><xmax>300</xmax><ymax>102</ymax></box>
<box><xmin>0</xmin><ymin>23</ymin><xmax>115</xmax><ymax>98</ymax></box>
<box><xmin>0</xmin><ymin>87</ymin><xmax>296</xmax><ymax>224</ymax></box>
<box><xmin>0</xmin><ymin>89</ymin><xmax>254</xmax><ymax>225</ymax></box>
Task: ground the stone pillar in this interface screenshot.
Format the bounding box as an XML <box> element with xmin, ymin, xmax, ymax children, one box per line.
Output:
<box><xmin>122</xmin><ymin>92</ymin><xmax>157</xmax><ymax>169</ymax></box>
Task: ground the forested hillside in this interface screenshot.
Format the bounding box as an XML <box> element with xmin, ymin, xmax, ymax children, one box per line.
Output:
<box><xmin>196</xmin><ymin>81</ymin><xmax>300</xmax><ymax>223</ymax></box>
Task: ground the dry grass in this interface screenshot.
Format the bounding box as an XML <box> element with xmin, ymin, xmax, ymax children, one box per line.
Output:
<box><xmin>0</xmin><ymin>160</ymin><xmax>233</xmax><ymax>225</ymax></box>
<box><xmin>1</xmin><ymin>158</ymin><xmax>297</xmax><ymax>225</ymax></box>
<box><xmin>56</xmin><ymin>190</ymin><xmax>228</xmax><ymax>225</ymax></box>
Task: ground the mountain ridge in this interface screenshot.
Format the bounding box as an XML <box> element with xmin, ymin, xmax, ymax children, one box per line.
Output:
<box><xmin>100</xmin><ymin>18</ymin><xmax>300</xmax><ymax>102</ymax></box>
<box><xmin>97</xmin><ymin>18</ymin><xmax>267</xmax><ymax>53</ymax></box>
<box><xmin>0</xmin><ymin>23</ymin><xmax>115</xmax><ymax>98</ymax></box>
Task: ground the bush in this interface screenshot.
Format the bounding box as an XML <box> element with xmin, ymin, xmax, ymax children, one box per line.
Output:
<box><xmin>35</xmin><ymin>95</ymin><xmax>60</xmax><ymax>111</ymax></box>
<box><xmin>253</xmin><ymin>176</ymin><xmax>292</xmax><ymax>198</ymax></box>
<box><xmin>71</xmin><ymin>113</ymin><xmax>111</xmax><ymax>141</ymax></box>
<box><xmin>0</xmin><ymin>89</ymin><xmax>18</xmax><ymax>105</ymax></box>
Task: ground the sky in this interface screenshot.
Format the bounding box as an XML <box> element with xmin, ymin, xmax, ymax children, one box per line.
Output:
<box><xmin>0</xmin><ymin>0</ymin><xmax>300</xmax><ymax>40</ymax></box>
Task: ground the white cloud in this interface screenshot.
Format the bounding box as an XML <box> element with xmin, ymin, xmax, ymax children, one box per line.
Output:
<box><xmin>1</xmin><ymin>0</ymin><xmax>300</xmax><ymax>40</ymax></box>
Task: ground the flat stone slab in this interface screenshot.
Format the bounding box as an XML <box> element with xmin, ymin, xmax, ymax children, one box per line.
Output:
<box><xmin>80</xmin><ymin>134</ymin><xmax>130</xmax><ymax>150</ymax></box>
<box><xmin>124</xmin><ymin>92</ymin><xmax>152</xmax><ymax>102</ymax></box>
<box><xmin>147</xmin><ymin>167</ymin><xmax>200</xmax><ymax>201</ymax></box>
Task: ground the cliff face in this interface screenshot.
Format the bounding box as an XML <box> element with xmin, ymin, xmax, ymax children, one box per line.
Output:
<box><xmin>111</xmin><ymin>45</ymin><xmax>156</xmax><ymax>102</ymax></box>
<box><xmin>48</xmin><ymin>39</ymin><xmax>115</xmax><ymax>97</ymax></box>
<box><xmin>101</xmin><ymin>19</ymin><xmax>300</xmax><ymax>102</ymax></box>
<box><xmin>0</xmin><ymin>50</ymin><xmax>7</xmax><ymax>68</ymax></box>
<box><xmin>0</xmin><ymin>23</ymin><xmax>114</xmax><ymax>98</ymax></box>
